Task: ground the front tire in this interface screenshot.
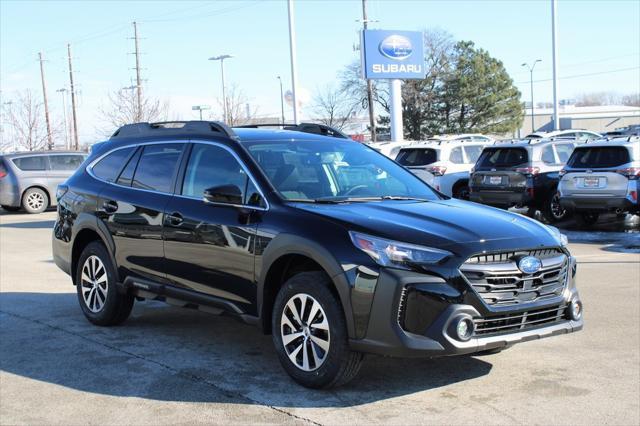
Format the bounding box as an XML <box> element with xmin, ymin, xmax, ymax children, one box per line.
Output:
<box><xmin>272</xmin><ymin>271</ymin><xmax>363</xmax><ymax>389</ymax></box>
<box><xmin>452</xmin><ymin>183</ymin><xmax>470</xmax><ymax>200</ymax></box>
<box><xmin>22</xmin><ymin>187</ymin><xmax>48</xmax><ymax>214</ymax></box>
<box><xmin>75</xmin><ymin>241</ymin><xmax>134</xmax><ymax>326</ymax></box>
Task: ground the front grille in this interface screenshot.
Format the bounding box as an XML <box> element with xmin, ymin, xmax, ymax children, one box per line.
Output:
<box><xmin>474</xmin><ymin>304</ymin><xmax>568</xmax><ymax>336</ymax></box>
<box><xmin>460</xmin><ymin>249</ymin><xmax>568</xmax><ymax>306</ymax></box>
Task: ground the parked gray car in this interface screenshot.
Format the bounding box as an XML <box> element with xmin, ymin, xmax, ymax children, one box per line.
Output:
<box><xmin>0</xmin><ymin>151</ymin><xmax>87</xmax><ymax>213</ymax></box>
<box><xmin>558</xmin><ymin>137</ymin><xmax>639</xmax><ymax>225</ymax></box>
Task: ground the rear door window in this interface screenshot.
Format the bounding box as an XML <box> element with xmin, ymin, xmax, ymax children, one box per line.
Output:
<box><xmin>450</xmin><ymin>147</ymin><xmax>464</xmax><ymax>164</ymax></box>
<box><xmin>132</xmin><ymin>144</ymin><xmax>183</xmax><ymax>193</ymax></box>
<box><xmin>395</xmin><ymin>148</ymin><xmax>438</xmax><ymax>166</ymax></box>
<box><xmin>463</xmin><ymin>145</ymin><xmax>484</xmax><ymax>163</ymax></box>
<box><xmin>12</xmin><ymin>156</ymin><xmax>46</xmax><ymax>171</ymax></box>
<box><xmin>48</xmin><ymin>154</ymin><xmax>86</xmax><ymax>171</ymax></box>
<box><xmin>92</xmin><ymin>147</ymin><xmax>135</xmax><ymax>182</ymax></box>
<box><xmin>541</xmin><ymin>145</ymin><xmax>556</xmax><ymax>164</ymax></box>
<box><xmin>568</xmin><ymin>146</ymin><xmax>631</xmax><ymax>168</ymax></box>
<box><xmin>477</xmin><ymin>148</ymin><xmax>528</xmax><ymax>168</ymax></box>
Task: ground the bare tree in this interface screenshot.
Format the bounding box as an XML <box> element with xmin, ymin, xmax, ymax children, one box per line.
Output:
<box><xmin>218</xmin><ymin>85</ymin><xmax>258</xmax><ymax>126</ymax></box>
<box><xmin>311</xmin><ymin>84</ymin><xmax>359</xmax><ymax>130</ymax></box>
<box><xmin>4</xmin><ymin>90</ymin><xmax>51</xmax><ymax>151</ymax></box>
<box><xmin>100</xmin><ymin>88</ymin><xmax>168</xmax><ymax>134</ymax></box>
<box><xmin>621</xmin><ymin>92</ymin><xmax>640</xmax><ymax>107</ymax></box>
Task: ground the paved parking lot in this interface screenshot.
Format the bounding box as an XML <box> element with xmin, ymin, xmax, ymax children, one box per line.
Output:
<box><xmin>1</xmin><ymin>209</ymin><xmax>639</xmax><ymax>425</ymax></box>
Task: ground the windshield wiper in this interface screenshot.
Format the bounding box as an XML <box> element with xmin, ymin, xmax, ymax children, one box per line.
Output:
<box><xmin>380</xmin><ymin>196</ymin><xmax>431</xmax><ymax>202</ymax></box>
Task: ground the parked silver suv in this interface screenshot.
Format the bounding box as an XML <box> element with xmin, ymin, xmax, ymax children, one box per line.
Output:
<box><xmin>558</xmin><ymin>137</ymin><xmax>639</xmax><ymax>225</ymax></box>
<box><xmin>0</xmin><ymin>151</ymin><xmax>86</xmax><ymax>213</ymax></box>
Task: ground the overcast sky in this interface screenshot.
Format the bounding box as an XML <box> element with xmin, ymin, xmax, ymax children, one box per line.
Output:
<box><xmin>2</xmin><ymin>0</ymin><xmax>639</xmax><ymax>143</ymax></box>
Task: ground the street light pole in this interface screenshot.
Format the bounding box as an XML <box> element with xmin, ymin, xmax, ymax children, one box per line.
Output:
<box><xmin>56</xmin><ymin>89</ymin><xmax>68</xmax><ymax>149</ymax></box>
<box><xmin>522</xmin><ymin>60</ymin><xmax>541</xmax><ymax>133</ymax></box>
<box><xmin>287</xmin><ymin>0</ymin><xmax>299</xmax><ymax>124</ymax></box>
<box><xmin>208</xmin><ymin>55</ymin><xmax>233</xmax><ymax>123</ymax></box>
<box><xmin>277</xmin><ymin>76</ymin><xmax>285</xmax><ymax>124</ymax></box>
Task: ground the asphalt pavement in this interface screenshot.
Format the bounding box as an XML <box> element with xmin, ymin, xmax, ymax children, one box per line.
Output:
<box><xmin>0</xmin><ymin>209</ymin><xmax>638</xmax><ymax>425</ymax></box>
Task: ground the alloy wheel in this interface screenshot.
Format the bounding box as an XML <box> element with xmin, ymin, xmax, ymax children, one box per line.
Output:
<box><xmin>280</xmin><ymin>293</ymin><xmax>330</xmax><ymax>371</ymax></box>
<box><xmin>550</xmin><ymin>193</ymin><xmax>566</xmax><ymax>220</ymax></box>
<box><xmin>26</xmin><ymin>192</ymin><xmax>45</xmax><ymax>211</ymax></box>
<box><xmin>81</xmin><ymin>255</ymin><xmax>108</xmax><ymax>313</ymax></box>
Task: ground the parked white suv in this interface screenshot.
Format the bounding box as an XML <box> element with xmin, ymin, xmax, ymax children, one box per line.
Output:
<box><xmin>559</xmin><ymin>136</ymin><xmax>639</xmax><ymax>225</ymax></box>
<box><xmin>395</xmin><ymin>136</ymin><xmax>494</xmax><ymax>198</ymax></box>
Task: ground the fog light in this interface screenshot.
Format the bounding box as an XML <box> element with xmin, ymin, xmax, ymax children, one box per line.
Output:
<box><xmin>452</xmin><ymin>316</ymin><xmax>474</xmax><ymax>341</ymax></box>
<box><xmin>568</xmin><ymin>299</ymin><xmax>582</xmax><ymax>321</ymax></box>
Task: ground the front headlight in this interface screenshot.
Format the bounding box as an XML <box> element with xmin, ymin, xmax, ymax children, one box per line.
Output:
<box><xmin>349</xmin><ymin>231</ymin><xmax>451</xmax><ymax>270</ymax></box>
<box><xmin>546</xmin><ymin>225</ymin><xmax>569</xmax><ymax>247</ymax></box>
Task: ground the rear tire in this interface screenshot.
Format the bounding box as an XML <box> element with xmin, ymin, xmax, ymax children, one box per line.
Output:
<box><xmin>575</xmin><ymin>212</ymin><xmax>600</xmax><ymax>227</ymax></box>
<box><xmin>272</xmin><ymin>271</ymin><xmax>363</xmax><ymax>389</ymax></box>
<box><xmin>75</xmin><ymin>241</ymin><xmax>134</xmax><ymax>326</ymax></box>
<box><xmin>1</xmin><ymin>205</ymin><xmax>20</xmax><ymax>212</ymax></box>
<box><xmin>21</xmin><ymin>187</ymin><xmax>48</xmax><ymax>214</ymax></box>
<box><xmin>542</xmin><ymin>191</ymin><xmax>568</xmax><ymax>223</ymax></box>
<box><xmin>452</xmin><ymin>182</ymin><xmax>470</xmax><ymax>200</ymax></box>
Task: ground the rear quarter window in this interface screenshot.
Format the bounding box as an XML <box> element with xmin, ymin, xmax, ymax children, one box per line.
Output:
<box><xmin>477</xmin><ymin>148</ymin><xmax>528</xmax><ymax>168</ymax></box>
<box><xmin>49</xmin><ymin>154</ymin><xmax>86</xmax><ymax>171</ymax></box>
<box><xmin>12</xmin><ymin>156</ymin><xmax>46</xmax><ymax>171</ymax></box>
<box><xmin>568</xmin><ymin>146</ymin><xmax>631</xmax><ymax>168</ymax></box>
<box><xmin>92</xmin><ymin>147</ymin><xmax>135</xmax><ymax>182</ymax></box>
<box><xmin>395</xmin><ymin>148</ymin><xmax>438</xmax><ymax>166</ymax></box>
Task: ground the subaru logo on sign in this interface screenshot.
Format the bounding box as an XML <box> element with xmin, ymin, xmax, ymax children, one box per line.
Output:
<box><xmin>518</xmin><ymin>256</ymin><xmax>542</xmax><ymax>275</ymax></box>
<box><xmin>379</xmin><ymin>35</ymin><xmax>413</xmax><ymax>60</ymax></box>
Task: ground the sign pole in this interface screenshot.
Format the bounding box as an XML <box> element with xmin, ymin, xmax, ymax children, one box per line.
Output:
<box><xmin>389</xmin><ymin>79</ymin><xmax>403</xmax><ymax>142</ymax></box>
<box><xmin>287</xmin><ymin>0</ymin><xmax>299</xmax><ymax>125</ymax></box>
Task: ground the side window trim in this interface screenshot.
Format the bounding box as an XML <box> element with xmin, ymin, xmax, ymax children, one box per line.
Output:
<box><xmin>175</xmin><ymin>140</ymin><xmax>269</xmax><ymax>211</ymax></box>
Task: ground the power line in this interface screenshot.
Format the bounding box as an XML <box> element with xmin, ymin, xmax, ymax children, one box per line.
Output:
<box><xmin>512</xmin><ymin>52</ymin><xmax>640</xmax><ymax>76</ymax></box>
<box><xmin>515</xmin><ymin>66</ymin><xmax>640</xmax><ymax>84</ymax></box>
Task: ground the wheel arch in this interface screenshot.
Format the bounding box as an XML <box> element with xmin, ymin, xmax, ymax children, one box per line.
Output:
<box><xmin>257</xmin><ymin>234</ymin><xmax>354</xmax><ymax>337</ymax></box>
<box><xmin>71</xmin><ymin>216</ymin><xmax>118</xmax><ymax>286</ymax></box>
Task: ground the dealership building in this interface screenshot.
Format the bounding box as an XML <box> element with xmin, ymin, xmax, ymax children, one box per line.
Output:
<box><xmin>517</xmin><ymin>104</ymin><xmax>640</xmax><ymax>137</ymax></box>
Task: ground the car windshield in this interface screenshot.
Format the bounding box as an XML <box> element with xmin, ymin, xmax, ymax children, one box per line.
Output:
<box><xmin>242</xmin><ymin>139</ymin><xmax>440</xmax><ymax>202</ymax></box>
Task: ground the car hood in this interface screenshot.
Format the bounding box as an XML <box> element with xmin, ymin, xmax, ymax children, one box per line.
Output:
<box><xmin>292</xmin><ymin>199</ymin><xmax>560</xmax><ymax>256</ymax></box>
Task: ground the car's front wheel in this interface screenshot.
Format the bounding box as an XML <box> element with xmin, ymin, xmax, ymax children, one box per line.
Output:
<box><xmin>75</xmin><ymin>241</ymin><xmax>134</xmax><ymax>326</ymax></box>
<box><xmin>272</xmin><ymin>271</ymin><xmax>363</xmax><ymax>389</ymax></box>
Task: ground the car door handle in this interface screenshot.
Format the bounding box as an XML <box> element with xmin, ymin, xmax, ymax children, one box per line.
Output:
<box><xmin>167</xmin><ymin>212</ymin><xmax>183</xmax><ymax>226</ymax></box>
<box><xmin>102</xmin><ymin>200</ymin><xmax>118</xmax><ymax>214</ymax></box>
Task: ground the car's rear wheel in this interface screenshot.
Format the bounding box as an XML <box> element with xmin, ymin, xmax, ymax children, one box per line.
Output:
<box><xmin>22</xmin><ymin>187</ymin><xmax>48</xmax><ymax>214</ymax></box>
<box><xmin>575</xmin><ymin>212</ymin><xmax>600</xmax><ymax>227</ymax></box>
<box><xmin>272</xmin><ymin>271</ymin><xmax>363</xmax><ymax>389</ymax></box>
<box><xmin>75</xmin><ymin>241</ymin><xmax>134</xmax><ymax>326</ymax></box>
<box><xmin>542</xmin><ymin>192</ymin><xmax>568</xmax><ymax>223</ymax></box>
<box><xmin>452</xmin><ymin>182</ymin><xmax>470</xmax><ymax>200</ymax></box>
<box><xmin>1</xmin><ymin>205</ymin><xmax>20</xmax><ymax>212</ymax></box>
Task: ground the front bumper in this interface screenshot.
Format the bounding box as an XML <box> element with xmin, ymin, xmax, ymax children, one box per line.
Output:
<box><xmin>560</xmin><ymin>196</ymin><xmax>638</xmax><ymax>213</ymax></box>
<box><xmin>349</xmin><ymin>265</ymin><xmax>582</xmax><ymax>358</ymax></box>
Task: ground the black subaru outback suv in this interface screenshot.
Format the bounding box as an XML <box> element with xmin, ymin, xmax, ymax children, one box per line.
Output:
<box><xmin>53</xmin><ymin>121</ymin><xmax>583</xmax><ymax>388</ymax></box>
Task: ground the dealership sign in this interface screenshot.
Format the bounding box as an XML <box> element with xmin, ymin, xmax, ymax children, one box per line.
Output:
<box><xmin>362</xmin><ymin>30</ymin><xmax>425</xmax><ymax>79</ymax></box>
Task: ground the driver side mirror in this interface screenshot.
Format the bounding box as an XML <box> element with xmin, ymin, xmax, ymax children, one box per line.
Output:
<box><xmin>203</xmin><ymin>185</ymin><xmax>243</xmax><ymax>206</ymax></box>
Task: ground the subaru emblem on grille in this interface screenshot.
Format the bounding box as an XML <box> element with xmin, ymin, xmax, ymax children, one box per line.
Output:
<box><xmin>518</xmin><ymin>256</ymin><xmax>542</xmax><ymax>274</ymax></box>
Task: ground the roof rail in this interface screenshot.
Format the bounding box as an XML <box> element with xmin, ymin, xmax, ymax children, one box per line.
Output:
<box><xmin>110</xmin><ymin>121</ymin><xmax>238</xmax><ymax>140</ymax></box>
<box><xmin>235</xmin><ymin>122</ymin><xmax>349</xmax><ymax>139</ymax></box>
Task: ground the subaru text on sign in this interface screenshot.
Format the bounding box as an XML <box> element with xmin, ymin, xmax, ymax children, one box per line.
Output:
<box><xmin>361</xmin><ymin>30</ymin><xmax>426</xmax><ymax>79</ymax></box>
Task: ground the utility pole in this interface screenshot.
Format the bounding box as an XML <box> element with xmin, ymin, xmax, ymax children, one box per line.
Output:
<box><xmin>522</xmin><ymin>60</ymin><xmax>541</xmax><ymax>133</ymax></box>
<box><xmin>277</xmin><ymin>76</ymin><xmax>285</xmax><ymax>124</ymax></box>
<box><xmin>38</xmin><ymin>52</ymin><xmax>53</xmax><ymax>150</ymax></box>
<box><xmin>132</xmin><ymin>21</ymin><xmax>143</xmax><ymax>121</ymax></box>
<box><xmin>362</xmin><ymin>0</ymin><xmax>377</xmax><ymax>142</ymax></box>
<box><xmin>208</xmin><ymin>55</ymin><xmax>233</xmax><ymax>122</ymax></box>
<box><xmin>551</xmin><ymin>0</ymin><xmax>560</xmax><ymax>130</ymax></box>
<box><xmin>287</xmin><ymin>0</ymin><xmax>299</xmax><ymax>124</ymax></box>
<box><xmin>67</xmin><ymin>44</ymin><xmax>79</xmax><ymax>150</ymax></box>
